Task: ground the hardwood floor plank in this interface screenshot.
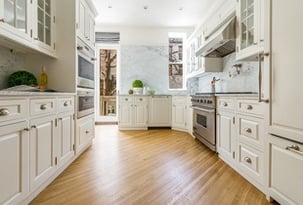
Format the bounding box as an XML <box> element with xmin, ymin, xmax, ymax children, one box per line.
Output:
<box><xmin>30</xmin><ymin>125</ymin><xmax>273</xmax><ymax>205</ymax></box>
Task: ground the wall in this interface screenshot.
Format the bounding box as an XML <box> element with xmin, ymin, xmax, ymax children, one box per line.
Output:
<box><xmin>96</xmin><ymin>26</ymin><xmax>194</xmax><ymax>94</ymax></box>
<box><xmin>0</xmin><ymin>46</ymin><xmax>27</xmax><ymax>89</ymax></box>
<box><xmin>188</xmin><ymin>53</ymin><xmax>259</xmax><ymax>94</ymax></box>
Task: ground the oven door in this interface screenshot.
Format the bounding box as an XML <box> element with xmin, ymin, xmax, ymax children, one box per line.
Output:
<box><xmin>77</xmin><ymin>54</ymin><xmax>95</xmax><ymax>89</ymax></box>
<box><xmin>77</xmin><ymin>91</ymin><xmax>95</xmax><ymax>118</ymax></box>
<box><xmin>193</xmin><ymin>106</ymin><xmax>216</xmax><ymax>147</ymax></box>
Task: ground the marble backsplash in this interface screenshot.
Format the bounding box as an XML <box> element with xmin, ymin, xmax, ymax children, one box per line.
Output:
<box><xmin>121</xmin><ymin>45</ymin><xmax>167</xmax><ymax>94</ymax></box>
<box><xmin>0</xmin><ymin>46</ymin><xmax>27</xmax><ymax>89</ymax></box>
<box><xmin>189</xmin><ymin>52</ymin><xmax>258</xmax><ymax>94</ymax></box>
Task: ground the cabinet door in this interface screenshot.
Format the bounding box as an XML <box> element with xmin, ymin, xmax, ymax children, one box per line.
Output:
<box><xmin>149</xmin><ymin>96</ymin><xmax>171</xmax><ymax>127</ymax></box>
<box><xmin>78</xmin><ymin>0</ymin><xmax>86</xmax><ymax>40</ymax></box>
<box><xmin>133</xmin><ymin>97</ymin><xmax>148</xmax><ymax>127</ymax></box>
<box><xmin>57</xmin><ymin>113</ymin><xmax>74</xmax><ymax>167</ymax></box>
<box><xmin>76</xmin><ymin>116</ymin><xmax>94</xmax><ymax>154</ymax></box>
<box><xmin>29</xmin><ymin>115</ymin><xmax>56</xmax><ymax>191</ymax></box>
<box><xmin>217</xmin><ymin>111</ymin><xmax>236</xmax><ymax>165</ymax></box>
<box><xmin>88</xmin><ymin>13</ymin><xmax>95</xmax><ymax>47</ymax></box>
<box><xmin>172</xmin><ymin>96</ymin><xmax>187</xmax><ymax>130</ymax></box>
<box><xmin>0</xmin><ymin>121</ymin><xmax>29</xmax><ymax>205</ymax></box>
<box><xmin>268</xmin><ymin>135</ymin><xmax>303</xmax><ymax>205</ymax></box>
<box><xmin>118</xmin><ymin>97</ymin><xmax>133</xmax><ymax>127</ymax></box>
<box><xmin>0</xmin><ymin>0</ymin><xmax>32</xmax><ymax>42</ymax></box>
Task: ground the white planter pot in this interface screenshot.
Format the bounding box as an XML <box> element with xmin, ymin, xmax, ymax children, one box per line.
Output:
<box><xmin>133</xmin><ymin>87</ymin><xmax>143</xmax><ymax>94</ymax></box>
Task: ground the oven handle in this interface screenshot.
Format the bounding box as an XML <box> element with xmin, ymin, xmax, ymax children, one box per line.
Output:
<box><xmin>192</xmin><ymin>106</ymin><xmax>215</xmax><ymax>113</ymax></box>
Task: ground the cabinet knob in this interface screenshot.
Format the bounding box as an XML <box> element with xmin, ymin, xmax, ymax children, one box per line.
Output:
<box><xmin>244</xmin><ymin>157</ymin><xmax>252</xmax><ymax>164</ymax></box>
<box><xmin>0</xmin><ymin>18</ymin><xmax>4</xmax><ymax>23</ymax></box>
<box><xmin>139</xmin><ymin>98</ymin><xmax>143</xmax><ymax>101</ymax></box>
<box><xmin>64</xmin><ymin>101</ymin><xmax>69</xmax><ymax>106</ymax></box>
<box><xmin>246</xmin><ymin>105</ymin><xmax>253</xmax><ymax>110</ymax></box>
<box><xmin>24</xmin><ymin>128</ymin><xmax>30</xmax><ymax>131</ymax></box>
<box><xmin>244</xmin><ymin>128</ymin><xmax>252</xmax><ymax>134</ymax></box>
<box><xmin>223</xmin><ymin>102</ymin><xmax>228</xmax><ymax>107</ymax></box>
<box><xmin>31</xmin><ymin>125</ymin><xmax>37</xmax><ymax>129</ymax></box>
<box><xmin>40</xmin><ymin>104</ymin><xmax>47</xmax><ymax>110</ymax></box>
<box><xmin>0</xmin><ymin>108</ymin><xmax>9</xmax><ymax>116</ymax></box>
<box><xmin>125</xmin><ymin>98</ymin><xmax>128</xmax><ymax>101</ymax></box>
<box><xmin>85</xmin><ymin>130</ymin><xmax>90</xmax><ymax>134</ymax></box>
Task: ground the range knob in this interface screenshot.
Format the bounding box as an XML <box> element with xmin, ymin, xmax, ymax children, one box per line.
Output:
<box><xmin>208</xmin><ymin>100</ymin><xmax>212</xmax><ymax>104</ymax></box>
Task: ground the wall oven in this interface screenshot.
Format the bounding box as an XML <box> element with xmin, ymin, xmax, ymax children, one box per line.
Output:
<box><xmin>77</xmin><ymin>90</ymin><xmax>94</xmax><ymax>119</ymax></box>
<box><xmin>191</xmin><ymin>94</ymin><xmax>216</xmax><ymax>151</ymax></box>
<box><xmin>77</xmin><ymin>38</ymin><xmax>95</xmax><ymax>89</ymax></box>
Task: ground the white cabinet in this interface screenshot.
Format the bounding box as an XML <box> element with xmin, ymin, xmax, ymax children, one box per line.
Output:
<box><xmin>0</xmin><ymin>0</ymin><xmax>32</xmax><ymax>43</ymax></box>
<box><xmin>32</xmin><ymin>0</ymin><xmax>56</xmax><ymax>54</ymax></box>
<box><xmin>76</xmin><ymin>115</ymin><xmax>94</xmax><ymax>154</ymax></box>
<box><xmin>172</xmin><ymin>96</ymin><xmax>187</xmax><ymax>131</ymax></box>
<box><xmin>148</xmin><ymin>95</ymin><xmax>171</xmax><ymax>127</ymax></box>
<box><xmin>216</xmin><ymin>105</ymin><xmax>236</xmax><ymax>166</ymax></box>
<box><xmin>77</xmin><ymin>0</ymin><xmax>96</xmax><ymax>49</ymax></box>
<box><xmin>118</xmin><ymin>95</ymin><xmax>149</xmax><ymax>130</ymax></box>
<box><xmin>267</xmin><ymin>135</ymin><xmax>303</xmax><ymax>205</ymax></box>
<box><xmin>236</xmin><ymin>0</ymin><xmax>265</xmax><ymax>60</ymax></box>
<box><xmin>0</xmin><ymin>121</ymin><xmax>29</xmax><ymax>205</ymax></box>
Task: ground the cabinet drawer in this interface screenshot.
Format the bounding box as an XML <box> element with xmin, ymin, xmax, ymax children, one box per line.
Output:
<box><xmin>119</xmin><ymin>96</ymin><xmax>133</xmax><ymax>103</ymax></box>
<box><xmin>135</xmin><ymin>96</ymin><xmax>148</xmax><ymax>103</ymax></box>
<box><xmin>0</xmin><ymin>99</ymin><xmax>28</xmax><ymax>123</ymax></box>
<box><xmin>30</xmin><ymin>98</ymin><xmax>56</xmax><ymax>116</ymax></box>
<box><xmin>238</xmin><ymin>143</ymin><xmax>264</xmax><ymax>184</ymax></box>
<box><xmin>238</xmin><ymin>115</ymin><xmax>264</xmax><ymax>150</ymax></box>
<box><xmin>237</xmin><ymin>99</ymin><xmax>264</xmax><ymax>116</ymax></box>
<box><xmin>217</xmin><ymin>98</ymin><xmax>235</xmax><ymax>110</ymax></box>
<box><xmin>172</xmin><ymin>96</ymin><xmax>187</xmax><ymax>104</ymax></box>
<box><xmin>79</xmin><ymin>118</ymin><xmax>94</xmax><ymax>143</ymax></box>
<box><xmin>58</xmin><ymin>97</ymin><xmax>74</xmax><ymax>113</ymax></box>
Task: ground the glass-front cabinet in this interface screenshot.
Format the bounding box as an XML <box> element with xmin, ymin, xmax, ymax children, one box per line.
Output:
<box><xmin>236</xmin><ymin>0</ymin><xmax>265</xmax><ymax>61</ymax></box>
<box><xmin>0</xmin><ymin>0</ymin><xmax>31</xmax><ymax>41</ymax></box>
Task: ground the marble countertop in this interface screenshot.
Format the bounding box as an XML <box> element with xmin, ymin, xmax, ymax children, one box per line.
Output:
<box><xmin>214</xmin><ymin>92</ymin><xmax>258</xmax><ymax>97</ymax></box>
<box><xmin>0</xmin><ymin>90</ymin><xmax>75</xmax><ymax>96</ymax></box>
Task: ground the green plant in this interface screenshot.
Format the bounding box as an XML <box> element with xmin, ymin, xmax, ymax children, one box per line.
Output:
<box><xmin>132</xmin><ymin>80</ymin><xmax>143</xmax><ymax>88</ymax></box>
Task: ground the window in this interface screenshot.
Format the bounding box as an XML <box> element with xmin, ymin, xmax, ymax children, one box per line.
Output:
<box><xmin>168</xmin><ymin>33</ymin><xmax>185</xmax><ymax>89</ymax></box>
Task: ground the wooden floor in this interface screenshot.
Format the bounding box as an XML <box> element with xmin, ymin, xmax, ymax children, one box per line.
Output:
<box><xmin>30</xmin><ymin>125</ymin><xmax>273</xmax><ymax>205</ymax></box>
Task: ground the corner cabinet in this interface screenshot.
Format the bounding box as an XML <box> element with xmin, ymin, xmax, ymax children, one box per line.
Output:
<box><xmin>172</xmin><ymin>96</ymin><xmax>187</xmax><ymax>131</ymax></box>
<box><xmin>236</xmin><ymin>0</ymin><xmax>265</xmax><ymax>60</ymax></box>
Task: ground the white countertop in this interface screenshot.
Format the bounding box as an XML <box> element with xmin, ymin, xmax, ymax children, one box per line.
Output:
<box><xmin>0</xmin><ymin>91</ymin><xmax>75</xmax><ymax>96</ymax></box>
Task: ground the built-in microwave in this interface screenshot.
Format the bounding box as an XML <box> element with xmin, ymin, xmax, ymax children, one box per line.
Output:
<box><xmin>77</xmin><ymin>38</ymin><xmax>95</xmax><ymax>89</ymax></box>
<box><xmin>77</xmin><ymin>90</ymin><xmax>95</xmax><ymax>119</ymax></box>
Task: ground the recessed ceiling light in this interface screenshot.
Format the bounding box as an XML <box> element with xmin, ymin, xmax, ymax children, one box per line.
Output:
<box><xmin>108</xmin><ymin>5</ymin><xmax>112</xmax><ymax>9</ymax></box>
<box><xmin>178</xmin><ymin>7</ymin><xmax>183</xmax><ymax>11</ymax></box>
<box><xmin>143</xmin><ymin>6</ymin><xmax>148</xmax><ymax>10</ymax></box>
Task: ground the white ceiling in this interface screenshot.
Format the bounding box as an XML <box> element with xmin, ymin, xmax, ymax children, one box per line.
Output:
<box><xmin>92</xmin><ymin>0</ymin><xmax>220</xmax><ymax>27</ymax></box>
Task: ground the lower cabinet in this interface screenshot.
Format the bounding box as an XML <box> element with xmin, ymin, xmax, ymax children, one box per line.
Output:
<box><xmin>76</xmin><ymin>115</ymin><xmax>94</xmax><ymax>154</ymax></box>
<box><xmin>118</xmin><ymin>95</ymin><xmax>149</xmax><ymax>130</ymax></box>
<box><xmin>267</xmin><ymin>135</ymin><xmax>303</xmax><ymax>205</ymax></box>
<box><xmin>172</xmin><ymin>96</ymin><xmax>187</xmax><ymax>131</ymax></box>
<box><xmin>0</xmin><ymin>121</ymin><xmax>29</xmax><ymax>205</ymax></box>
<box><xmin>29</xmin><ymin>115</ymin><xmax>57</xmax><ymax>191</ymax></box>
<box><xmin>216</xmin><ymin>108</ymin><xmax>237</xmax><ymax>166</ymax></box>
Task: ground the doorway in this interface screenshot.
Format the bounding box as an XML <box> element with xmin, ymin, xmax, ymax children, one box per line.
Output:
<box><xmin>95</xmin><ymin>44</ymin><xmax>120</xmax><ymax>123</ymax></box>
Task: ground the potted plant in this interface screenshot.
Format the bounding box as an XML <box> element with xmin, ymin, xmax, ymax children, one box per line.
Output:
<box><xmin>132</xmin><ymin>80</ymin><xmax>143</xmax><ymax>94</ymax></box>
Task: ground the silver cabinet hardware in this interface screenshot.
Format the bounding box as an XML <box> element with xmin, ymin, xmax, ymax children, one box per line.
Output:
<box><xmin>286</xmin><ymin>145</ymin><xmax>303</xmax><ymax>156</ymax></box>
<box><xmin>40</xmin><ymin>104</ymin><xmax>47</xmax><ymax>110</ymax></box>
<box><xmin>244</xmin><ymin>157</ymin><xmax>252</xmax><ymax>164</ymax></box>
<box><xmin>64</xmin><ymin>101</ymin><xmax>69</xmax><ymax>107</ymax></box>
<box><xmin>0</xmin><ymin>18</ymin><xmax>4</xmax><ymax>23</ymax></box>
<box><xmin>258</xmin><ymin>52</ymin><xmax>270</xmax><ymax>103</ymax></box>
<box><xmin>24</xmin><ymin>128</ymin><xmax>30</xmax><ymax>131</ymax></box>
<box><xmin>31</xmin><ymin>125</ymin><xmax>37</xmax><ymax>129</ymax></box>
<box><xmin>223</xmin><ymin>102</ymin><xmax>228</xmax><ymax>107</ymax></box>
<box><xmin>0</xmin><ymin>108</ymin><xmax>9</xmax><ymax>116</ymax></box>
<box><xmin>85</xmin><ymin>130</ymin><xmax>90</xmax><ymax>134</ymax></box>
<box><xmin>244</xmin><ymin>128</ymin><xmax>252</xmax><ymax>134</ymax></box>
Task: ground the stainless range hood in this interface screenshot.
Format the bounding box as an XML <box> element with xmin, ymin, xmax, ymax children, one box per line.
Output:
<box><xmin>196</xmin><ymin>15</ymin><xmax>236</xmax><ymax>58</ymax></box>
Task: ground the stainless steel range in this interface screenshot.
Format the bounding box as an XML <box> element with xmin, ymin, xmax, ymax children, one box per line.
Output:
<box><xmin>191</xmin><ymin>93</ymin><xmax>216</xmax><ymax>151</ymax></box>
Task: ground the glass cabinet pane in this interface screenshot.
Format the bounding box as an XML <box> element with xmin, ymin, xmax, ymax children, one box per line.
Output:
<box><xmin>4</xmin><ymin>0</ymin><xmax>14</xmax><ymax>26</ymax></box>
<box><xmin>36</xmin><ymin>0</ymin><xmax>52</xmax><ymax>46</ymax></box>
<box><xmin>16</xmin><ymin>0</ymin><xmax>26</xmax><ymax>31</ymax></box>
<box><xmin>3</xmin><ymin>0</ymin><xmax>27</xmax><ymax>32</ymax></box>
<box><xmin>240</xmin><ymin>0</ymin><xmax>255</xmax><ymax>50</ymax></box>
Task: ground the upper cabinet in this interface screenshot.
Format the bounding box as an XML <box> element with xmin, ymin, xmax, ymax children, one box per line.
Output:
<box><xmin>0</xmin><ymin>0</ymin><xmax>56</xmax><ymax>57</ymax></box>
<box><xmin>77</xmin><ymin>0</ymin><xmax>97</xmax><ymax>50</ymax></box>
<box><xmin>33</xmin><ymin>0</ymin><xmax>56</xmax><ymax>54</ymax></box>
<box><xmin>236</xmin><ymin>0</ymin><xmax>265</xmax><ymax>60</ymax></box>
<box><xmin>0</xmin><ymin>0</ymin><xmax>32</xmax><ymax>43</ymax></box>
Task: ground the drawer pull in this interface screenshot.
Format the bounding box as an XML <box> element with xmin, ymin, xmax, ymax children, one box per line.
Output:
<box><xmin>244</xmin><ymin>157</ymin><xmax>252</xmax><ymax>164</ymax></box>
<box><xmin>31</xmin><ymin>125</ymin><xmax>37</xmax><ymax>129</ymax></box>
<box><xmin>223</xmin><ymin>102</ymin><xmax>228</xmax><ymax>107</ymax></box>
<box><xmin>0</xmin><ymin>18</ymin><xmax>5</xmax><ymax>23</ymax></box>
<box><xmin>139</xmin><ymin>98</ymin><xmax>143</xmax><ymax>101</ymax></box>
<box><xmin>40</xmin><ymin>104</ymin><xmax>47</xmax><ymax>110</ymax></box>
<box><xmin>85</xmin><ymin>130</ymin><xmax>90</xmax><ymax>134</ymax></box>
<box><xmin>244</xmin><ymin>128</ymin><xmax>252</xmax><ymax>134</ymax></box>
<box><xmin>246</xmin><ymin>105</ymin><xmax>253</xmax><ymax>110</ymax></box>
<box><xmin>64</xmin><ymin>101</ymin><xmax>69</xmax><ymax>107</ymax></box>
<box><xmin>0</xmin><ymin>108</ymin><xmax>9</xmax><ymax>116</ymax></box>
<box><xmin>125</xmin><ymin>98</ymin><xmax>128</xmax><ymax>101</ymax></box>
<box><xmin>286</xmin><ymin>145</ymin><xmax>303</xmax><ymax>156</ymax></box>
<box><xmin>24</xmin><ymin>128</ymin><xmax>30</xmax><ymax>131</ymax></box>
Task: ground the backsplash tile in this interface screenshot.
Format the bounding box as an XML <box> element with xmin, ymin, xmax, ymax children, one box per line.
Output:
<box><xmin>0</xmin><ymin>46</ymin><xmax>26</xmax><ymax>89</ymax></box>
<box><xmin>190</xmin><ymin>53</ymin><xmax>258</xmax><ymax>94</ymax></box>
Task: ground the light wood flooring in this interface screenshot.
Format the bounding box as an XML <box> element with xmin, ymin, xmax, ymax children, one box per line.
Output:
<box><xmin>30</xmin><ymin>125</ymin><xmax>273</xmax><ymax>205</ymax></box>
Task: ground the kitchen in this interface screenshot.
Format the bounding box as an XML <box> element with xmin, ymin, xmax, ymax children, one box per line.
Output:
<box><xmin>0</xmin><ymin>0</ymin><xmax>302</xmax><ymax>205</ymax></box>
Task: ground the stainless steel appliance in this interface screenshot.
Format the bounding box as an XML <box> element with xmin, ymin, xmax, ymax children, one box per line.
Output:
<box><xmin>77</xmin><ymin>38</ymin><xmax>95</xmax><ymax>89</ymax></box>
<box><xmin>191</xmin><ymin>93</ymin><xmax>216</xmax><ymax>151</ymax></box>
<box><xmin>77</xmin><ymin>90</ymin><xmax>94</xmax><ymax>118</ymax></box>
